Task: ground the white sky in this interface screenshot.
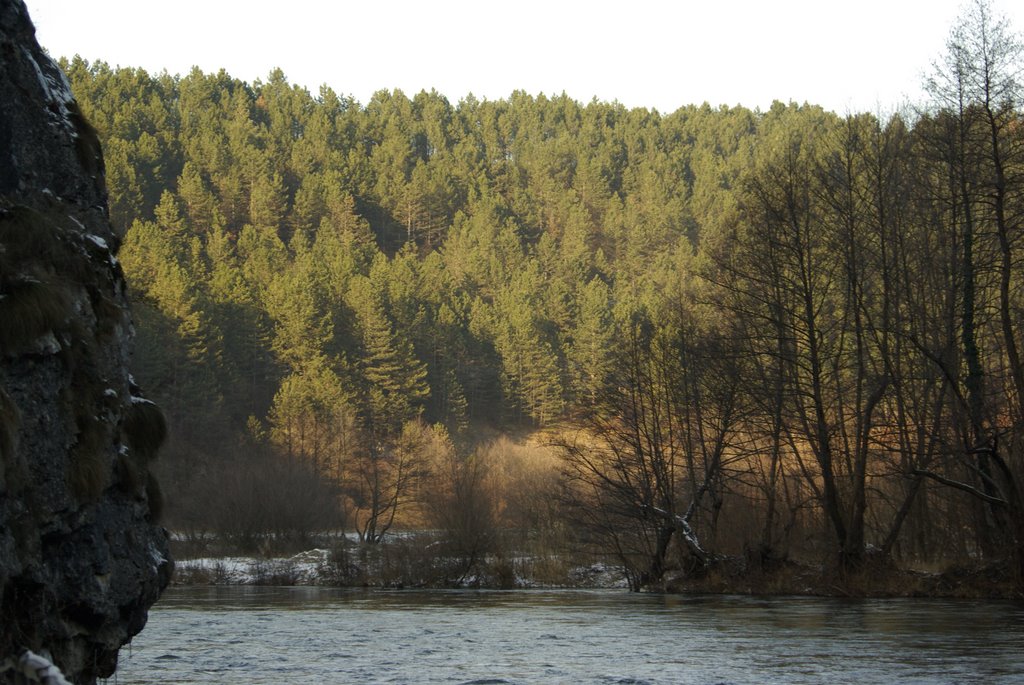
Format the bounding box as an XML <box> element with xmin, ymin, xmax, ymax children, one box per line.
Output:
<box><xmin>22</xmin><ymin>0</ymin><xmax>1024</xmax><ymax>114</ymax></box>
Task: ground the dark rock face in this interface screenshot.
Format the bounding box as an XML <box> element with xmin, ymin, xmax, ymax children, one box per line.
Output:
<box><xmin>0</xmin><ymin>1</ymin><xmax>172</xmax><ymax>682</ymax></box>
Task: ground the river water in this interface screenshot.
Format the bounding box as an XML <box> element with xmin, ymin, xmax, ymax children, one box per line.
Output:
<box><xmin>114</xmin><ymin>587</ymin><xmax>1024</xmax><ymax>684</ymax></box>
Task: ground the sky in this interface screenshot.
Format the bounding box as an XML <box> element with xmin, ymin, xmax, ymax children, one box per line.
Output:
<box><xmin>22</xmin><ymin>0</ymin><xmax>1024</xmax><ymax>114</ymax></box>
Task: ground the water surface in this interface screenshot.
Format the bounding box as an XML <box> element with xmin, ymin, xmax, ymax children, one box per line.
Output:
<box><xmin>117</xmin><ymin>587</ymin><xmax>1024</xmax><ymax>684</ymax></box>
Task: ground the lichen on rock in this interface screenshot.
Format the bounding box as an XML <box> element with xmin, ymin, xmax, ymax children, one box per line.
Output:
<box><xmin>0</xmin><ymin>1</ymin><xmax>172</xmax><ymax>682</ymax></box>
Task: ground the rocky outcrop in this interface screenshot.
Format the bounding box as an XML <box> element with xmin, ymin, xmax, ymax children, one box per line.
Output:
<box><xmin>0</xmin><ymin>1</ymin><xmax>172</xmax><ymax>682</ymax></box>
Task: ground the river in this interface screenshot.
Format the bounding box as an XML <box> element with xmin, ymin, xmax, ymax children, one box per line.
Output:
<box><xmin>114</xmin><ymin>587</ymin><xmax>1024</xmax><ymax>684</ymax></box>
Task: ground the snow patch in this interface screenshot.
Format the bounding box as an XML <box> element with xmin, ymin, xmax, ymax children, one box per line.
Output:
<box><xmin>74</xmin><ymin>225</ymin><xmax>119</xmax><ymax>268</ymax></box>
<box><xmin>568</xmin><ymin>562</ymin><xmax>630</xmax><ymax>589</ymax></box>
<box><xmin>148</xmin><ymin>542</ymin><xmax>167</xmax><ymax>572</ymax></box>
<box><xmin>84</xmin><ymin>234</ymin><xmax>108</xmax><ymax>251</ymax></box>
<box><xmin>175</xmin><ymin>550</ymin><xmax>335</xmax><ymax>586</ymax></box>
<box><xmin>289</xmin><ymin>548</ymin><xmax>331</xmax><ymax>565</ymax></box>
<box><xmin>0</xmin><ymin>650</ymin><xmax>73</xmax><ymax>685</ymax></box>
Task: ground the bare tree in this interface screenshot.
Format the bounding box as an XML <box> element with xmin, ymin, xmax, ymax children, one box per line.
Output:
<box><xmin>346</xmin><ymin>419</ymin><xmax>432</xmax><ymax>544</ymax></box>
<box><xmin>920</xmin><ymin>0</ymin><xmax>1024</xmax><ymax>575</ymax></box>
<box><xmin>560</xmin><ymin>307</ymin><xmax>742</xmax><ymax>589</ymax></box>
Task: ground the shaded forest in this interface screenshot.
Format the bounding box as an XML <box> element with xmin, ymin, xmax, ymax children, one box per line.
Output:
<box><xmin>58</xmin><ymin>0</ymin><xmax>1024</xmax><ymax>591</ymax></box>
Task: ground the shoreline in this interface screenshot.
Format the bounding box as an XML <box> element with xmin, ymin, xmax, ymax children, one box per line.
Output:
<box><xmin>169</xmin><ymin>549</ymin><xmax>1024</xmax><ymax>600</ymax></box>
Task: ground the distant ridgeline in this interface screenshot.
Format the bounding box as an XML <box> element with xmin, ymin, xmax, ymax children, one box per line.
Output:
<box><xmin>0</xmin><ymin>1</ymin><xmax>170</xmax><ymax>683</ymax></box>
<box><xmin>56</xmin><ymin>0</ymin><xmax>1024</xmax><ymax>589</ymax></box>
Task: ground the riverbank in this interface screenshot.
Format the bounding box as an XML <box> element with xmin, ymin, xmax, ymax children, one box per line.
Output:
<box><xmin>171</xmin><ymin>548</ymin><xmax>630</xmax><ymax>590</ymax></box>
<box><xmin>170</xmin><ymin>547</ymin><xmax>1022</xmax><ymax>599</ymax></box>
<box><xmin>662</xmin><ymin>555</ymin><xmax>1024</xmax><ymax>600</ymax></box>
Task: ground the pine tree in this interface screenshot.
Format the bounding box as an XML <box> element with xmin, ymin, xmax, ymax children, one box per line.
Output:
<box><xmin>347</xmin><ymin>276</ymin><xmax>429</xmax><ymax>435</ymax></box>
<box><xmin>568</xmin><ymin>276</ymin><xmax>614</xmax><ymax>406</ymax></box>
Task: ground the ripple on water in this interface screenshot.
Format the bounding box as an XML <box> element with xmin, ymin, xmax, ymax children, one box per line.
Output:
<box><xmin>117</xmin><ymin>588</ymin><xmax>1024</xmax><ymax>685</ymax></box>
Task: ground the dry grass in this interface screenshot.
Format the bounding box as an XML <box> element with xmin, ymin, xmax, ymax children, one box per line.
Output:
<box><xmin>68</xmin><ymin>414</ymin><xmax>113</xmax><ymax>501</ymax></box>
<box><xmin>665</xmin><ymin>553</ymin><xmax>1024</xmax><ymax>599</ymax></box>
<box><xmin>0</xmin><ymin>277</ymin><xmax>72</xmax><ymax>354</ymax></box>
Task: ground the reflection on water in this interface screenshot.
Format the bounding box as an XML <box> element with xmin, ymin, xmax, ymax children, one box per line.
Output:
<box><xmin>117</xmin><ymin>587</ymin><xmax>1024</xmax><ymax>684</ymax></box>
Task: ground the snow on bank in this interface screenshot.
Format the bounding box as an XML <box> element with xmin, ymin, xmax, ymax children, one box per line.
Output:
<box><xmin>174</xmin><ymin>549</ymin><xmax>333</xmax><ymax>585</ymax></box>
<box><xmin>173</xmin><ymin>549</ymin><xmax>629</xmax><ymax>589</ymax></box>
<box><xmin>566</xmin><ymin>562</ymin><xmax>631</xmax><ymax>589</ymax></box>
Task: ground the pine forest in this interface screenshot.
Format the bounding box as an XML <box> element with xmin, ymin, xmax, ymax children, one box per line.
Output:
<box><xmin>56</xmin><ymin>2</ymin><xmax>1024</xmax><ymax>591</ymax></box>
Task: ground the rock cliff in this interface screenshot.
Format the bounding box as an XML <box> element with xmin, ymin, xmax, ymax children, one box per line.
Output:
<box><xmin>0</xmin><ymin>1</ymin><xmax>172</xmax><ymax>682</ymax></box>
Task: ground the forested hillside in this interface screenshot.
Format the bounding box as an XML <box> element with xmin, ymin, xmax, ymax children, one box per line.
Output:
<box><xmin>57</xmin><ymin>1</ymin><xmax>1024</xmax><ymax>589</ymax></box>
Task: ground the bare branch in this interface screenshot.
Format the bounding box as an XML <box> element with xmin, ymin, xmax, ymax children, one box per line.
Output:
<box><xmin>912</xmin><ymin>468</ymin><xmax>1007</xmax><ymax>506</ymax></box>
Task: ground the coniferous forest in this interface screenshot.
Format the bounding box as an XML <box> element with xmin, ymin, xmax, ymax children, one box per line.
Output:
<box><xmin>57</xmin><ymin>1</ymin><xmax>1024</xmax><ymax>591</ymax></box>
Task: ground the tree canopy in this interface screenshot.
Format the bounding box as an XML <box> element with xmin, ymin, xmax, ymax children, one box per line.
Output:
<box><xmin>57</xmin><ymin>0</ymin><xmax>1024</xmax><ymax>588</ymax></box>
